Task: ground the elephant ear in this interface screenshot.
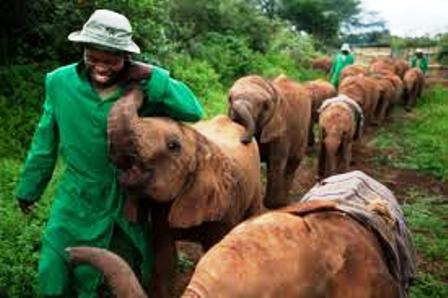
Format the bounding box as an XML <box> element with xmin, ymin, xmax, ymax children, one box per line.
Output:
<box><xmin>168</xmin><ymin>142</ymin><xmax>234</xmax><ymax>229</ymax></box>
<box><xmin>260</xmin><ymin>84</ymin><xmax>286</xmax><ymax>143</ymax></box>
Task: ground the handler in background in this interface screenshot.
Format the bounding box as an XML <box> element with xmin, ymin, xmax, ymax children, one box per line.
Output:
<box><xmin>330</xmin><ymin>43</ymin><xmax>355</xmax><ymax>88</ymax></box>
<box><xmin>411</xmin><ymin>48</ymin><xmax>429</xmax><ymax>75</ymax></box>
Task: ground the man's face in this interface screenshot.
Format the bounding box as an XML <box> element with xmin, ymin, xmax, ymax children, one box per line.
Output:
<box><xmin>84</xmin><ymin>48</ymin><xmax>125</xmax><ymax>87</ymax></box>
<box><xmin>342</xmin><ymin>50</ymin><xmax>349</xmax><ymax>55</ymax></box>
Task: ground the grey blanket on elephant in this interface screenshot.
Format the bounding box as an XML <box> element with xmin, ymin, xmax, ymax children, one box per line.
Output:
<box><xmin>300</xmin><ymin>171</ymin><xmax>416</xmax><ymax>298</ymax></box>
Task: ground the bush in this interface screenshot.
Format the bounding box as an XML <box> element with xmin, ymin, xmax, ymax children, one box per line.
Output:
<box><xmin>164</xmin><ymin>54</ymin><xmax>227</xmax><ymax>116</ymax></box>
<box><xmin>0</xmin><ymin>63</ymin><xmax>54</xmax><ymax>159</ymax></box>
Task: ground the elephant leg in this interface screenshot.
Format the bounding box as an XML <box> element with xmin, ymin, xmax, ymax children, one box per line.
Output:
<box><xmin>376</xmin><ymin>98</ymin><xmax>389</xmax><ymax>124</ymax></box>
<box><xmin>264</xmin><ymin>146</ymin><xmax>288</xmax><ymax>209</ymax></box>
<box><xmin>341</xmin><ymin>138</ymin><xmax>353</xmax><ymax>172</ymax></box>
<box><xmin>318</xmin><ymin>140</ymin><xmax>326</xmax><ymax>180</ymax></box>
<box><xmin>149</xmin><ymin>204</ymin><xmax>177</xmax><ymax>298</ymax></box>
<box><xmin>307</xmin><ymin>116</ymin><xmax>316</xmax><ymax>148</ymax></box>
<box><xmin>284</xmin><ymin>157</ymin><xmax>301</xmax><ymax>199</ymax></box>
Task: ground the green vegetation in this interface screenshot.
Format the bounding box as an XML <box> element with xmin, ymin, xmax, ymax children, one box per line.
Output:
<box><xmin>371</xmin><ymin>87</ymin><xmax>448</xmax><ymax>181</ymax></box>
<box><xmin>370</xmin><ymin>88</ymin><xmax>448</xmax><ymax>297</ymax></box>
<box><xmin>402</xmin><ymin>190</ymin><xmax>448</xmax><ymax>298</ymax></box>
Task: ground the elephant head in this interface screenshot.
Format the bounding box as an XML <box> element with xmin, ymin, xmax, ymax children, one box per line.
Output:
<box><xmin>108</xmin><ymin>88</ymin><xmax>234</xmax><ymax>228</ymax></box>
<box><xmin>228</xmin><ymin>75</ymin><xmax>284</xmax><ymax>144</ymax></box>
<box><xmin>317</xmin><ymin>101</ymin><xmax>354</xmax><ymax>179</ymax></box>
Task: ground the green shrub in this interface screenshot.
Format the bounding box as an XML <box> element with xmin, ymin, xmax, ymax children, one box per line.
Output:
<box><xmin>0</xmin><ymin>158</ymin><xmax>57</xmax><ymax>297</ymax></box>
<box><xmin>164</xmin><ymin>53</ymin><xmax>227</xmax><ymax>117</ymax></box>
<box><xmin>190</xmin><ymin>33</ymin><xmax>256</xmax><ymax>87</ymax></box>
<box><xmin>371</xmin><ymin>87</ymin><xmax>448</xmax><ymax>181</ymax></box>
<box><xmin>0</xmin><ymin>63</ymin><xmax>55</xmax><ymax>159</ymax></box>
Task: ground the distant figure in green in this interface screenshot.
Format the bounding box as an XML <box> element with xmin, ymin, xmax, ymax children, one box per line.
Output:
<box><xmin>411</xmin><ymin>48</ymin><xmax>428</xmax><ymax>75</ymax></box>
<box><xmin>330</xmin><ymin>43</ymin><xmax>355</xmax><ymax>88</ymax></box>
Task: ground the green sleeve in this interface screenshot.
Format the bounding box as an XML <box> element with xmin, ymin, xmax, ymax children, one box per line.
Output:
<box><xmin>330</xmin><ymin>55</ymin><xmax>337</xmax><ymax>76</ymax></box>
<box><xmin>142</xmin><ymin>66</ymin><xmax>204</xmax><ymax>122</ymax></box>
<box><xmin>410</xmin><ymin>57</ymin><xmax>417</xmax><ymax>68</ymax></box>
<box><xmin>421</xmin><ymin>58</ymin><xmax>428</xmax><ymax>74</ymax></box>
<box><xmin>15</xmin><ymin>75</ymin><xmax>59</xmax><ymax>202</ymax></box>
<box><xmin>348</xmin><ymin>54</ymin><xmax>355</xmax><ymax>64</ymax></box>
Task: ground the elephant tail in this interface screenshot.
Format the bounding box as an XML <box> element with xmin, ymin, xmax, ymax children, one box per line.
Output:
<box><xmin>66</xmin><ymin>246</ymin><xmax>147</xmax><ymax>298</ymax></box>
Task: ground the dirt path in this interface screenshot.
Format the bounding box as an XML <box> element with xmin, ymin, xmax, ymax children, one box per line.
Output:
<box><xmin>173</xmin><ymin>110</ymin><xmax>448</xmax><ymax>296</ymax></box>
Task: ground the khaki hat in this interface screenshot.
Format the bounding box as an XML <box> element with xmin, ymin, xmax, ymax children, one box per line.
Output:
<box><xmin>340</xmin><ymin>43</ymin><xmax>351</xmax><ymax>53</ymax></box>
<box><xmin>415</xmin><ymin>48</ymin><xmax>424</xmax><ymax>54</ymax></box>
<box><xmin>68</xmin><ymin>9</ymin><xmax>140</xmax><ymax>54</ymax></box>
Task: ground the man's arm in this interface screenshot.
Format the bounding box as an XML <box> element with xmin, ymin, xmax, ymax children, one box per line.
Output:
<box><xmin>144</xmin><ymin>67</ymin><xmax>204</xmax><ymax>122</ymax></box>
<box><xmin>421</xmin><ymin>58</ymin><xmax>429</xmax><ymax>74</ymax></box>
<box><xmin>15</xmin><ymin>76</ymin><xmax>59</xmax><ymax>207</ymax></box>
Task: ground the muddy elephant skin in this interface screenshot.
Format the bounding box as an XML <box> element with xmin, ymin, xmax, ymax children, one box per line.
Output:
<box><xmin>338</xmin><ymin>74</ymin><xmax>381</xmax><ymax>125</ymax></box>
<box><xmin>67</xmin><ymin>201</ymin><xmax>403</xmax><ymax>298</ymax></box>
<box><xmin>393</xmin><ymin>59</ymin><xmax>411</xmax><ymax>79</ymax></box>
<box><xmin>403</xmin><ymin>68</ymin><xmax>425</xmax><ymax>111</ymax></box>
<box><xmin>339</xmin><ymin>64</ymin><xmax>368</xmax><ymax>84</ymax></box>
<box><xmin>310</xmin><ymin>56</ymin><xmax>332</xmax><ymax>73</ymax></box>
<box><xmin>228</xmin><ymin>75</ymin><xmax>311</xmax><ymax>208</ymax></box>
<box><xmin>369</xmin><ymin>71</ymin><xmax>404</xmax><ymax>124</ymax></box>
<box><xmin>108</xmin><ymin>88</ymin><xmax>263</xmax><ymax>297</ymax></box>
<box><xmin>304</xmin><ymin>79</ymin><xmax>337</xmax><ymax>148</ymax></box>
<box><xmin>318</xmin><ymin>101</ymin><xmax>356</xmax><ymax>179</ymax></box>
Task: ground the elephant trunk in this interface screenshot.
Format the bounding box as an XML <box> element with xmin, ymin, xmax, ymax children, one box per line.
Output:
<box><xmin>108</xmin><ymin>87</ymin><xmax>144</xmax><ymax>169</ymax></box>
<box><xmin>325</xmin><ymin>138</ymin><xmax>339</xmax><ymax>178</ymax></box>
<box><xmin>66</xmin><ymin>247</ymin><xmax>147</xmax><ymax>298</ymax></box>
<box><xmin>229</xmin><ymin>99</ymin><xmax>256</xmax><ymax>144</ymax></box>
<box><xmin>319</xmin><ymin>134</ymin><xmax>339</xmax><ymax>179</ymax></box>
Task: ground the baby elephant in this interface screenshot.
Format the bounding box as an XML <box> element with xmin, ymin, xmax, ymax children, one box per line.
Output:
<box><xmin>108</xmin><ymin>87</ymin><xmax>262</xmax><ymax>297</ymax></box>
<box><xmin>68</xmin><ymin>171</ymin><xmax>415</xmax><ymax>298</ymax></box>
<box><xmin>403</xmin><ymin>68</ymin><xmax>425</xmax><ymax>111</ymax></box>
<box><xmin>317</xmin><ymin>95</ymin><xmax>363</xmax><ymax>179</ymax></box>
<box><xmin>228</xmin><ymin>75</ymin><xmax>311</xmax><ymax>208</ymax></box>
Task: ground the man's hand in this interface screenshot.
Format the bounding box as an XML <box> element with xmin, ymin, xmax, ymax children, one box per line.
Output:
<box><xmin>18</xmin><ymin>199</ymin><xmax>34</xmax><ymax>214</ymax></box>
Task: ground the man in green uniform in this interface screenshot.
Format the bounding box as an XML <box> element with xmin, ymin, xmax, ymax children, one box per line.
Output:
<box><xmin>411</xmin><ymin>48</ymin><xmax>429</xmax><ymax>75</ymax></box>
<box><xmin>330</xmin><ymin>43</ymin><xmax>355</xmax><ymax>88</ymax></box>
<box><xmin>15</xmin><ymin>9</ymin><xmax>204</xmax><ymax>297</ymax></box>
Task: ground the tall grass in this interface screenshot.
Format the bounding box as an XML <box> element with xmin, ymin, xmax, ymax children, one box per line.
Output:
<box><xmin>372</xmin><ymin>87</ymin><xmax>448</xmax><ymax>181</ymax></box>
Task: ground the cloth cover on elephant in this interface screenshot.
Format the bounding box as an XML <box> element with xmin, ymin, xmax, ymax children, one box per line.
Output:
<box><xmin>318</xmin><ymin>95</ymin><xmax>364</xmax><ymax>139</ymax></box>
<box><xmin>15</xmin><ymin>61</ymin><xmax>204</xmax><ymax>297</ymax></box>
<box><xmin>294</xmin><ymin>171</ymin><xmax>415</xmax><ymax>298</ymax></box>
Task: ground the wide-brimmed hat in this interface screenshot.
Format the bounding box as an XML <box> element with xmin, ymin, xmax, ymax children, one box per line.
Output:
<box><xmin>340</xmin><ymin>43</ymin><xmax>351</xmax><ymax>53</ymax></box>
<box><xmin>415</xmin><ymin>48</ymin><xmax>424</xmax><ymax>54</ymax></box>
<box><xmin>68</xmin><ymin>9</ymin><xmax>140</xmax><ymax>54</ymax></box>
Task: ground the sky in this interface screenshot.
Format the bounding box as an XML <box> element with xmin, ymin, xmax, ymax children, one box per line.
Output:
<box><xmin>361</xmin><ymin>0</ymin><xmax>448</xmax><ymax>37</ymax></box>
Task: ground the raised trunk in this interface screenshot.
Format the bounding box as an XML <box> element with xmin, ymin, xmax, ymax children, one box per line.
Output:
<box><xmin>107</xmin><ymin>86</ymin><xmax>144</xmax><ymax>169</ymax></box>
<box><xmin>230</xmin><ymin>100</ymin><xmax>256</xmax><ymax>144</ymax></box>
<box><xmin>67</xmin><ymin>246</ymin><xmax>147</xmax><ymax>298</ymax></box>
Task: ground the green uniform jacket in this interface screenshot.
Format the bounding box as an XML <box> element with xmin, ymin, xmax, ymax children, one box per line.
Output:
<box><xmin>330</xmin><ymin>52</ymin><xmax>354</xmax><ymax>88</ymax></box>
<box><xmin>411</xmin><ymin>56</ymin><xmax>428</xmax><ymax>74</ymax></box>
<box><xmin>15</xmin><ymin>62</ymin><xmax>204</xmax><ymax>297</ymax></box>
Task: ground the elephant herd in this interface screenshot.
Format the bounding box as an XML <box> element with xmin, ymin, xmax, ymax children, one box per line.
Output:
<box><xmin>67</xmin><ymin>56</ymin><xmax>421</xmax><ymax>297</ymax></box>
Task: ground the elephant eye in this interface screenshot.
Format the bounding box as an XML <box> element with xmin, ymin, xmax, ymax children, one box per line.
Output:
<box><xmin>262</xmin><ymin>102</ymin><xmax>269</xmax><ymax>110</ymax></box>
<box><xmin>166</xmin><ymin>138</ymin><xmax>181</xmax><ymax>152</ymax></box>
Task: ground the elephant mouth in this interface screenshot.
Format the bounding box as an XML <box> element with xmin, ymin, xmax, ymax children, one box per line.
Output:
<box><xmin>118</xmin><ymin>165</ymin><xmax>154</xmax><ymax>192</ymax></box>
